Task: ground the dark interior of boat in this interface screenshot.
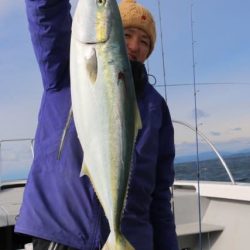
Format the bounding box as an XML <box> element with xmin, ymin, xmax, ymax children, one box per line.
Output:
<box><xmin>0</xmin><ymin>226</ymin><xmax>32</xmax><ymax>250</ymax></box>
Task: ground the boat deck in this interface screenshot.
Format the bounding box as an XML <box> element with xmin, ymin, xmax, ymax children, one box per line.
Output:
<box><xmin>0</xmin><ymin>182</ymin><xmax>25</xmax><ymax>228</ymax></box>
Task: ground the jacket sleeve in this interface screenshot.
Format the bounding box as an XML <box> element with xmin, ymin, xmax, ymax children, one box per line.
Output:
<box><xmin>150</xmin><ymin>101</ymin><xmax>179</xmax><ymax>250</ymax></box>
<box><xmin>25</xmin><ymin>0</ymin><xmax>72</xmax><ymax>91</ymax></box>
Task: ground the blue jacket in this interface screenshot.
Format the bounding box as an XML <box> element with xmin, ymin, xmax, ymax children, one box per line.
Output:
<box><xmin>15</xmin><ymin>0</ymin><xmax>179</xmax><ymax>249</ymax></box>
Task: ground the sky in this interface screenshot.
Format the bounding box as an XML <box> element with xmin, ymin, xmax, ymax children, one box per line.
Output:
<box><xmin>0</xmin><ymin>0</ymin><xmax>250</xmax><ymax>164</ymax></box>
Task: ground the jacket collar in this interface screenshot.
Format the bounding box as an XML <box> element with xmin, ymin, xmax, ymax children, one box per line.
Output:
<box><xmin>130</xmin><ymin>60</ymin><xmax>148</xmax><ymax>97</ymax></box>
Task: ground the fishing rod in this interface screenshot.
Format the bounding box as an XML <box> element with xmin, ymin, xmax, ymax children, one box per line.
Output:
<box><xmin>157</xmin><ymin>0</ymin><xmax>168</xmax><ymax>101</ymax></box>
<box><xmin>154</xmin><ymin>2</ymin><xmax>204</xmax><ymax>247</ymax></box>
<box><xmin>155</xmin><ymin>0</ymin><xmax>178</xmax><ymax>226</ymax></box>
<box><xmin>190</xmin><ymin>3</ymin><xmax>203</xmax><ymax>250</ymax></box>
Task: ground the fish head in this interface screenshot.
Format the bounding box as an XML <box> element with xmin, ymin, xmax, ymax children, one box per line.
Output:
<box><xmin>72</xmin><ymin>0</ymin><xmax>120</xmax><ymax>44</ymax></box>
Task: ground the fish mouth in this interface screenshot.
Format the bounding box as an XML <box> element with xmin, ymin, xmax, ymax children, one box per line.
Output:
<box><xmin>71</xmin><ymin>0</ymin><xmax>112</xmax><ymax>45</ymax></box>
<box><xmin>84</xmin><ymin>41</ymin><xmax>107</xmax><ymax>45</ymax></box>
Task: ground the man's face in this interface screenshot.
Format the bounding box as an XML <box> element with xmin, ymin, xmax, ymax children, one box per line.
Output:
<box><xmin>124</xmin><ymin>27</ymin><xmax>150</xmax><ymax>63</ymax></box>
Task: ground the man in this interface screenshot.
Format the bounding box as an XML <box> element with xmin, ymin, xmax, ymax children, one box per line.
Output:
<box><xmin>15</xmin><ymin>0</ymin><xmax>179</xmax><ymax>249</ymax></box>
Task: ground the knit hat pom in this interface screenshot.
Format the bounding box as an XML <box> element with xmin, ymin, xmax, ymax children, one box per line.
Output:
<box><xmin>119</xmin><ymin>0</ymin><xmax>156</xmax><ymax>57</ymax></box>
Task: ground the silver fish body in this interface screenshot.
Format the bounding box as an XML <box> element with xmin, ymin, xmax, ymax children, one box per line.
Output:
<box><xmin>70</xmin><ymin>0</ymin><xmax>141</xmax><ymax>249</ymax></box>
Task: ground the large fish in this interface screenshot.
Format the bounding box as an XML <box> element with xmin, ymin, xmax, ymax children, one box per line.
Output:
<box><xmin>70</xmin><ymin>0</ymin><xmax>141</xmax><ymax>249</ymax></box>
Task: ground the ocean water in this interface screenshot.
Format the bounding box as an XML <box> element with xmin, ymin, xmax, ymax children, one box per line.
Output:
<box><xmin>1</xmin><ymin>140</ymin><xmax>249</xmax><ymax>184</ymax></box>
<box><xmin>174</xmin><ymin>155</ymin><xmax>250</xmax><ymax>183</ymax></box>
<box><xmin>1</xmin><ymin>158</ymin><xmax>249</xmax><ymax>184</ymax></box>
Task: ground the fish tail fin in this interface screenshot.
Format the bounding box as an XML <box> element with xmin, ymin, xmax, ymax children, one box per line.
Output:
<box><xmin>102</xmin><ymin>232</ymin><xmax>134</xmax><ymax>250</ymax></box>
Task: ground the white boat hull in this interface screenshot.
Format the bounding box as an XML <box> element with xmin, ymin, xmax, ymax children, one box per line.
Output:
<box><xmin>174</xmin><ymin>181</ymin><xmax>250</xmax><ymax>250</ymax></box>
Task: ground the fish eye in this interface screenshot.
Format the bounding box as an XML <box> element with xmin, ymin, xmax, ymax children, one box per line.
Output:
<box><xmin>97</xmin><ymin>0</ymin><xmax>106</xmax><ymax>7</ymax></box>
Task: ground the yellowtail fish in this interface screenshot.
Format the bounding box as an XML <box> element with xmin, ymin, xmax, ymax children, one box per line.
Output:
<box><xmin>70</xmin><ymin>0</ymin><xmax>141</xmax><ymax>249</ymax></box>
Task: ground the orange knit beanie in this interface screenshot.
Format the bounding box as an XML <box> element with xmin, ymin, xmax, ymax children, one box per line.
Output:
<box><xmin>119</xmin><ymin>0</ymin><xmax>156</xmax><ymax>57</ymax></box>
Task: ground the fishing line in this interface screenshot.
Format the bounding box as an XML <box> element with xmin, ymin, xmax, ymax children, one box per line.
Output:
<box><xmin>156</xmin><ymin>82</ymin><xmax>250</xmax><ymax>87</ymax></box>
<box><xmin>190</xmin><ymin>3</ymin><xmax>203</xmax><ymax>249</ymax></box>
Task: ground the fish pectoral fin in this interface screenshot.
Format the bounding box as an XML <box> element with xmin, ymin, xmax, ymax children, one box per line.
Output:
<box><xmin>85</xmin><ymin>47</ymin><xmax>97</xmax><ymax>84</ymax></box>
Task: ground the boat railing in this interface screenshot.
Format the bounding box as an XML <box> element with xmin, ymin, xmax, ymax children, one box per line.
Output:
<box><xmin>0</xmin><ymin>138</ymin><xmax>34</xmax><ymax>157</ymax></box>
<box><xmin>173</xmin><ymin>120</ymin><xmax>236</xmax><ymax>184</ymax></box>
<box><xmin>0</xmin><ymin>127</ymin><xmax>236</xmax><ymax>186</ymax></box>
